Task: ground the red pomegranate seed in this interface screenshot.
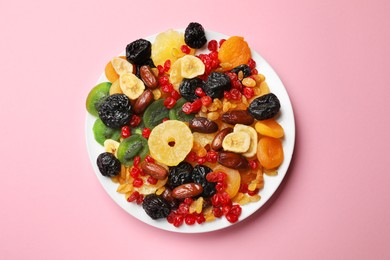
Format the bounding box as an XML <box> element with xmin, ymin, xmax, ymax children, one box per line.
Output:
<box><xmin>129</xmin><ymin>114</ymin><xmax>141</xmax><ymax>127</ymax></box>
<box><xmin>208</xmin><ymin>40</ymin><xmax>218</xmax><ymax>51</ymax></box>
<box><xmin>136</xmin><ymin>194</ymin><xmax>144</xmax><ymax>204</ymax></box>
<box><xmin>212</xmin><ymin>207</ymin><xmax>223</xmax><ymax>218</ymax></box>
<box><xmin>182</xmin><ymin>102</ymin><xmax>193</xmax><ymax>114</ymax></box>
<box><xmin>121</xmin><ymin>126</ymin><xmax>131</xmax><ymax>138</ymax></box>
<box><xmin>167</xmin><ymin>212</ymin><xmax>176</xmax><ymax>223</ymax></box>
<box><xmin>216</xmin><ymin>182</ymin><xmax>227</xmax><ymax>193</ymax></box>
<box><xmin>139</xmin><ymin>168</ymin><xmax>146</xmax><ymax>176</ymax></box>
<box><xmin>142</xmin><ymin>128</ymin><xmax>151</xmax><ymax>138</ymax></box>
<box><xmin>201</xmin><ymin>96</ymin><xmax>212</xmax><ymax>107</ymax></box>
<box><xmin>133</xmin><ymin>156</ymin><xmax>141</xmax><ymax>167</ymax></box>
<box><xmin>164</xmin><ymin>60</ymin><xmax>171</xmax><ymax>72</ymax></box>
<box><xmin>191</xmin><ymin>99</ymin><xmax>202</xmax><ymax>112</ymax></box>
<box><xmin>223</xmin><ymin>91</ymin><xmax>231</xmax><ymax>100</ymax></box>
<box><xmin>177</xmin><ymin>203</ymin><xmax>189</xmax><ymax>215</ymax></box>
<box><xmin>184</xmin><ymin>198</ymin><xmax>193</xmax><ymax>205</ymax></box>
<box><xmin>180</xmin><ymin>45</ymin><xmax>191</xmax><ymax>54</ymax></box>
<box><xmin>196</xmin><ymin>213</ymin><xmax>206</xmax><ymax>224</ymax></box>
<box><xmin>251</xmin><ymin>68</ymin><xmax>258</xmax><ymax>75</ymax></box>
<box><xmin>186</xmin><ymin>151</ymin><xmax>198</xmax><ymax>162</ymax></box>
<box><xmin>147</xmin><ymin>176</ymin><xmax>158</xmax><ymax>185</ymax></box>
<box><xmin>161</xmin><ymin>83</ymin><xmax>174</xmax><ymax>93</ymax></box>
<box><xmin>195</xmin><ymin>87</ymin><xmax>206</xmax><ymax>97</ymax></box>
<box><xmin>206</xmin><ymin>150</ymin><xmax>218</xmax><ymax>163</ymax></box>
<box><xmin>222</xmin><ymin>205</ymin><xmax>231</xmax><ymax>215</ymax></box>
<box><xmin>127</xmin><ymin>191</ymin><xmax>140</xmax><ymax>202</ymax></box>
<box><xmin>232</xmin><ymin>80</ymin><xmax>242</xmax><ymax>91</ymax></box>
<box><xmin>249</xmin><ymin>160</ymin><xmax>258</xmax><ymax>169</ymax></box>
<box><xmin>230</xmin><ymin>204</ymin><xmax>242</xmax><ymax>216</ymax></box>
<box><xmin>185</xmin><ymin>214</ymin><xmax>196</xmax><ymax>225</ymax></box>
<box><xmin>248</xmin><ymin>189</ymin><xmax>259</xmax><ymax>196</ymax></box>
<box><xmin>130</xmin><ymin>167</ymin><xmax>140</xmax><ymax>178</ymax></box>
<box><xmin>145</xmin><ymin>155</ymin><xmax>155</xmax><ymax>163</ymax></box>
<box><xmin>230</xmin><ymin>88</ymin><xmax>242</xmax><ymax>100</ymax></box>
<box><xmin>243</xmin><ymin>87</ymin><xmax>255</xmax><ymax>99</ymax></box>
<box><xmin>173</xmin><ymin>215</ymin><xmax>184</xmax><ymax>227</ymax></box>
<box><xmin>248</xmin><ymin>58</ymin><xmax>256</xmax><ymax>69</ymax></box>
<box><xmin>162</xmin><ymin>117</ymin><xmax>169</xmax><ymax>123</ymax></box>
<box><xmin>170</xmin><ymin>90</ymin><xmax>181</xmax><ymax>100</ymax></box>
<box><xmin>157</xmin><ymin>65</ymin><xmax>165</xmax><ymax>75</ymax></box>
<box><xmin>133</xmin><ymin>178</ymin><xmax>143</xmax><ymax>188</ymax></box>
<box><xmin>197</xmin><ymin>157</ymin><xmax>206</xmax><ymax>164</ymax></box>
<box><xmin>209</xmin><ymin>51</ymin><xmax>219</xmax><ymax>60</ymax></box>
<box><xmin>163</xmin><ymin>97</ymin><xmax>176</xmax><ymax>109</ymax></box>
<box><xmin>226</xmin><ymin>212</ymin><xmax>239</xmax><ymax>223</ymax></box>
<box><xmin>219</xmin><ymin>39</ymin><xmax>226</xmax><ymax>47</ymax></box>
<box><xmin>158</xmin><ymin>75</ymin><xmax>169</xmax><ymax>85</ymax></box>
<box><xmin>239</xmin><ymin>183</ymin><xmax>248</xmax><ymax>193</ymax></box>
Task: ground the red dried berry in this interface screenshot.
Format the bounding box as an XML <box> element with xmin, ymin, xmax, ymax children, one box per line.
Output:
<box><xmin>191</xmin><ymin>99</ymin><xmax>202</xmax><ymax>112</ymax></box>
<box><xmin>163</xmin><ymin>97</ymin><xmax>176</xmax><ymax>109</ymax></box>
<box><xmin>201</xmin><ymin>96</ymin><xmax>212</xmax><ymax>107</ymax></box>
<box><xmin>251</xmin><ymin>68</ymin><xmax>258</xmax><ymax>75</ymax></box>
<box><xmin>249</xmin><ymin>160</ymin><xmax>259</xmax><ymax>169</ymax></box>
<box><xmin>147</xmin><ymin>176</ymin><xmax>158</xmax><ymax>185</ymax></box>
<box><xmin>248</xmin><ymin>58</ymin><xmax>256</xmax><ymax>69</ymax></box>
<box><xmin>208</xmin><ymin>40</ymin><xmax>218</xmax><ymax>51</ymax></box>
<box><xmin>162</xmin><ymin>117</ymin><xmax>169</xmax><ymax>122</ymax></box>
<box><xmin>230</xmin><ymin>88</ymin><xmax>242</xmax><ymax>100</ymax></box>
<box><xmin>222</xmin><ymin>205</ymin><xmax>231</xmax><ymax>215</ymax></box>
<box><xmin>129</xmin><ymin>114</ymin><xmax>141</xmax><ymax>127</ymax></box>
<box><xmin>161</xmin><ymin>83</ymin><xmax>174</xmax><ymax>93</ymax></box>
<box><xmin>195</xmin><ymin>87</ymin><xmax>206</xmax><ymax>97</ymax></box>
<box><xmin>247</xmin><ymin>189</ymin><xmax>259</xmax><ymax>196</ymax></box>
<box><xmin>157</xmin><ymin>65</ymin><xmax>165</xmax><ymax>75</ymax></box>
<box><xmin>121</xmin><ymin>125</ymin><xmax>131</xmax><ymax>138</ymax></box>
<box><xmin>145</xmin><ymin>155</ymin><xmax>155</xmax><ymax>163</ymax></box>
<box><xmin>206</xmin><ymin>150</ymin><xmax>218</xmax><ymax>163</ymax></box>
<box><xmin>223</xmin><ymin>91</ymin><xmax>231</xmax><ymax>100</ymax></box>
<box><xmin>136</xmin><ymin>194</ymin><xmax>144</xmax><ymax>204</ymax></box>
<box><xmin>216</xmin><ymin>182</ymin><xmax>227</xmax><ymax>193</ymax></box>
<box><xmin>239</xmin><ymin>183</ymin><xmax>248</xmax><ymax>193</ymax></box>
<box><xmin>212</xmin><ymin>207</ymin><xmax>223</xmax><ymax>218</ymax></box>
<box><xmin>225</xmin><ymin>212</ymin><xmax>239</xmax><ymax>223</ymax></box>
<box><xmin>196</xmin><ymin>213</ymin><xmax>206</xmax><ymax>224</ymax></box>
<box><xmin>133</xmin><ymin>178</ymin><xmax>143</xmax><ymax>188</ymax></box>
<box><xmin>130</xmin><ymin>167</ymin><xmax>140</xmax><ymax>178</ymax></box>
<box><xmin>182</xmin><ymin>102</ymin><xmax>193</xmax><ymax>114</ymax></box>
<box><xmin>158</xmin><ymin>75</ymin><xmax>169</xmax><ymax>85</ymax></box>
<box><xmin>186</xmin><ymin>151</ymin><xmax>198</xmax><ymax>162</ymax></box>
<box><xmin>229</xmin><ymin>204</ymin><xmax>242</xmax><ymax>216</ymax></box>
<box><xmin>133</xmin><ymin>156</ymin><xmax>141</xmax><ymax>167</ymax></box>
<box><xmin>170</xmin><ymin>90</ymin><xmax>181</xmax><ymax>100</ymax></box>
<box><xmin>177</xmin><ymin>203</ymin><xmax>189</xmax><ymax>215</ymax></box>
<box><xmin>243</xmin><ymin>87</ymin><xmax>255</xmax><ymax>99</ymax></box>
<box><xmin>219</xmin><ymin>39</ymin><xmax>226</xmax><ymax>47</ymax></box>
<box><xmin>185</xmin><ymin>214</ymin><xmax>197</xmax><ymax>225</ymax></box>
<box><xmin>164</xmin><ymin>60</ymin><xmax>171</xmax><ymax>72</ymax></box>
<box><xmin>142</xmin><ymin>128</ymin><xmax>151</xmax><ymax>138</ymax></box>
<box><xmin>180</xmin><ymin>45</ymin><xmax>191</xmax><ymax>54</ymax></box>
<box><xmin>197</xmin><ymin>156</ymin><xmax>206</xmax><ymax>164</ymax></box>
<box><xmin>127</xmin><ymin>191</ymin><xmax>140</xmax><ymax>202</ymax></box>
<box><xmin>173</xmin><ymin>215</ymin><xmax>184</xmax><ymax>227</ymax></box>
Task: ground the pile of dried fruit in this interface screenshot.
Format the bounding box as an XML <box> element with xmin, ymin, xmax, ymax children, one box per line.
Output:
<box><xmin>86</xmin><ymin>22</ymin><xmax>285</xmax><ymax>227</ymax></box>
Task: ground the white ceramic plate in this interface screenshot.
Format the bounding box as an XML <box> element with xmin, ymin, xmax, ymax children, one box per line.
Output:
<box><xmin>86</xmin><ymin>29</ymin><xmax>295</xmax><ymax>233</ymax></box>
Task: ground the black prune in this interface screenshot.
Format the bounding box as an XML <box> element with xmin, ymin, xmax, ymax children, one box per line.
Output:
<box><xmin>184</xmin><ymin>22</ymin><xmax>207</xmax><ymax>49</ymax></box>
<box><xmin>142</xmin><ymin>194</ymin><xmax>171</xmax><ymax>219</ymax></box>
<box><xmin>192</xmin><ymin>165</ymin><xmax>216</xmax><ymax>198</ymax></box>
<box><xmin>247</xmin><ymin>93</ymin><xmax>281</xmax><ymax>120</ymax></box>
<box><xmin>179</xmin><ymin>78</ymin><xmax>205</xmax><ymax>102</ymax></box>
<box><xmin>126</xmin><ymin>39</ymin><xmax>152</xmax><ymax>65</ymax></box>
<box><xmin>168</xmin><ymin>162</ymin><xmax>194</xmax><ymax>189</ymax></box>
<box><xmin>204</xmin><ymin>72</ymin><xmax>231</xmax><ymax>98</ymax></box>
<box><xmin>98</xmin><ymin>94</ymin><xmax>132</xmax><ymax>128</ymax></box>
<box><xmin>96</xmin><ymin>152</ymin><xmax>121</xmax><ymax>177</ymax></box>
<box><xmin>231</xmin><ymin>64</ymin><xmax>252</xmax><ymax>78</ymax></box>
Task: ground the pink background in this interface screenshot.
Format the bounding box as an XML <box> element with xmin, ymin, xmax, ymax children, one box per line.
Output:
<box><xmin>1</xmin><ymin>0</ymin><xmax>389</xmax><ymax>259</ymax></box>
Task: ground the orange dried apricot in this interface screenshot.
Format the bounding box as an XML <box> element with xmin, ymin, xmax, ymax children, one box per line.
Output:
<box><xmin>257</xmin><ymin>137</ymin><xmax>284</xmax><ymax>169</ymax></box>
<box><xmin>218</xmin><ymin>36</ymin><xmax>251</xmax><ymax>70</ymax></box>
<box><xmin>255</xmin><ymin>119</ymin><xmax>284</xmax><ymax>138</ymax></box>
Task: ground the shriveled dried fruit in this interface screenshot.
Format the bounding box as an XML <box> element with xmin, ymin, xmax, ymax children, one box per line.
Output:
<box><xmin>231</xmin><ymin>64</ymin><xmax>251</xmax><ymax>78</ymax></box>
<box><xmin>142</xmin><ymin>194</ymin><xmax>171</xmax><ymax>219</ymax></box>
<box><xmin>248</xmin><ymin>93</ymin><xmax>281</xmax><ymax>120</ymax></box>
<box><xmin>204</xmin><ymin>72</ymin><xmax>231</xmax><ymax>99</ymax></box>
<box><xmin>192</xmin><ymin>165</ymin><xmax>216</xmax><ymax>198</ymax></box>
<box><xmin>179</xmin><ymin>78</ymin><xmax>205</xmax><ymax>102</ymax></box>
<box><xmin>168</xmin><ymin>162</ymin><xmax>194</xmax><ymax>189</ymax></box>
<box><xmin>97</xmin><ymin>152</ymin><xmax>121</xmax><ymax>177</ymax></box>
<box><xmin>184</xmin><ymin>22</ymin><xmax>207</xmax><ymax>49</ymax></box>
<box><xmin>98</xmin><ymin>94</ymin><xmax>132</xmax><ymax>128</ymax></box>
<box><xmin>126</xmin><ymin>39</ymin><xmax>152</xmax><ymax>64</ymax></box>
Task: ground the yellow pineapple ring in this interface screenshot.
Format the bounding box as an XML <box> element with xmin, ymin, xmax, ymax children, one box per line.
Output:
<box><xmin>148</xmin><ymin>120</ymin><xmax>193</xmax><ymax>166</ymax></box>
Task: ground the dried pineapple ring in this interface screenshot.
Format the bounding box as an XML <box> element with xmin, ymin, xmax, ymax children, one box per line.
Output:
<box><xmin>148</xmin><ymin>120</ymin><xmax>193</xmax><ymax>166</ymax></box>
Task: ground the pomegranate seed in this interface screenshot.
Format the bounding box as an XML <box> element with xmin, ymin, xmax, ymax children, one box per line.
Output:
<box><xmin>249</xmin><ymin>160</ymin><xmax>258</xmax><ymax>169</ymax></box>
<box><xmin>158</xmin><ymin>75</ymin><xmax>169</xmax><ymax>85</ymax></box>
<box><xmin>226</xmin><ymin>72</ymin><xmax>238</xmax><ymax>81</ymax></box>
<box><xmin>196</xmin><ymin>213</ymin><xmax>206</xmax><ymax>224</ymax></box>
<box><xmin>232</xmin><ymin>80</ymin><xmax>242</xmax><ymax>91</ymax></box>
<box><xmin>226</xmin><ymin>212</ymin><xmax>239</xmax><ymax>223</ymax></box>
<box><xmin>147</xmin><ymin>176</ymin><xmax>158</xmax><ymax>185</ymax></box>
<box><xmin>161</xmin><ymin>83</ymin><xmax>174</xmax><ymax>93</ymax></box>
<box><xmin>206</xmin><ymin>171</ymin><xmax>226</xmax><ymax>182</ymax></box>
<box><xmin>136</xmin><ymin>194</ymin><xmax>144</xmax><ymax>204</ymax></box>
<box><xmin>195</xmin><ymin>87</ymin><xmax>206</xmax><ymax>97</ymax></box>
<box><xmin>142</xmin><ymin>128</ymin><xmax>151</xmax><ymax>138</ymax></box>
<box><xmin>180</xmin><ymin>45</ymin><xmax>191</xmax><ymax>54</ymax></box>
<box><xmin>212</xmin><ymin>207</ymin><xmax>223</xmax><ymax>218</ymax></box>
<box><xmin>130</xmin><ymin>167</ymin><xmax>141</xmax><ymax>178</ymax></box>
<box><xmin>251</xmin><ymin>68</ymin><xmax>258</xmax><ymax>75</ymax></box>
<box><xmin>197</xmin><ymin>156</ymin><xmax>206</xmax><ymax>164</ymax></box>
<box><xmin>121</xmin><ymin>126</ymin><xmax>131</xmax><ymax>138</ymax></box>
<box><xmin>216</xmin><ymin>182</ymin><xmax>227</xmax><ymax>192</ymax></box>
<box><xmin>230</xmin><ymin>88</ymin><xmax>242</xmax><ymax>100</ymax></box>
<box><xmin>191</xmin><ymin>99</ymin><xmax>202</xmax><ymax>113</ymax></box>
<box><xmin>133</xmin><ymin>156</ymin><xmax>141</xmax><ymax>167</ymax></box>
<box><xmin>185</xmin><ymin>214</ymin><xmax>197</xmax><ymax>225</ymax></box>
<box><xmin>239</xmin><ymin>183</ymin><xmax>248</xmax><ymax>193</ymax></box>
<box><xmin>230</xmin><ymin>204</ymin><xmax>242</xmax><ymax>216</ymax></box>
<box><xmin>162</xmin><ymin>117</ymin><xmax>169</xmax><ymax>122</ymax></box>
<box><xmin>222</xmin><ymin>205</ymin><xmax>231</xmax><ymax>215</ymax></box>
<box><xmin>206</xmin><ymin>150</ymin><xmax>218</xmax><ymax>163</ymax></box>
<box><xmin>186</xmin><ymin>151</ymin><xmax>198</xmax><ymax>162</ymax></box>
<box><xmin>209</xmin><ymin>51</ymin><xmax>219</xmax><ymax>61</ymax></box>
<box><xmin>219</xmin><ymin>39</ymin><xmax>226</xmax><ymax>47</ymax></box>
<box><xmin>211</xmin><ymin>59</ymin><xmax>220</xmax><ymax>69</ymax></box>
<box><xmin>170</xmin><ymin>90</ymin><xmax>181</xmax><ymax>100</ymax></box>
<box><xmin>157</xmin><ymin>65</ymin><xmax>165</xmax><ymax>75</ymax></box>
<box><xmin>182</xmin><ymin>102</ymin><xmax>193</xmax><ymax>114</ymax></box>
<box><xmin>248</xmin><ymin>58</ymin><xmax>256</xmax><ymax>69</ymax></box>
<box><xmin>127</xmin><ymin>191</ymin><xmax>140</xmax><ymax>202</ymax></box>
<box><xmin>164</xmin><ymin>60</ymin><xmax>171</xmax><ymax>72</ymax></box>
<box><xmin>133</xmin><ymin>178</ymin><xmax>143</xmax><ymax>188</ymax></box>
<box><xmin>145</xmin><ymin>155</ymin><xmax>155</xmax><ymax>163</ymax></box>
<box><xmin>167</xmin><ymin>212</ymin><xmax>176</xmax><ymax>223</ymax></box>
<box><xmin>223</xmin><ymin>91</ymin><xmax>231</xmax><ymax>100</ymax></box>
<box><xmin>173</xmin><ymin>215</ymin><xmax>184</xmax><ymax>227</ymax></box>
<box><xmin>129</xmin><ymin>115</ymin><xmax>141</xmax><ymax>127</ymax></box>
<box><xmin>243</xmin><ymin>87</ymin><xmax>255</xmax><ymax>99</ymax></box>
<box><xmin>163</xmin><ymin>97</ymin><xmax>176</xmax><ymax>109</ymax></box>
<box><xmin>248</xmin><ymin>189</ymin><xmax>259</xmax><ymax>196</ymax></box>
<box><xmin>208</xmin><ymin>40</ymin><xmax>218</xmax><ymax>51</ymax></box>
<box><xmin>139</xmin><ymin>168</ymin><xmax>146</xmax><ymax>176</ymax></box>
<box><xmin>184</xmin><ymin>198</ymin><xmax>193</xmax><ymax>205</ymax></box>
<box><xmin>201</xmin><ymin>96</ymin><xmax>212</xmax><ymax>107</ymax></box>
<box><xmin>177</xmin><ymin>203</ymin><xmax>189</xmax><ymax>215</ymax></box>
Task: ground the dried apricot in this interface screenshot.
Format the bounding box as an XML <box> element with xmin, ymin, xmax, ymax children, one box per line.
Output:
<box><xmin>105</xmin><ymin>60</ymin><xmax>119</xmax><ymax>83</ymax></box>
<box><xmin>257</xmin><ymin>137</ymin><xmax>284</xmax><ymax>169</ymax></box>
<box><xmin>255</xmin><ymin>119</ymin><xmax>284</xmax><ymax>138</ymax></box>
<box><xmin>218</xmin><ymin>36</ymin><xmax>251</xmax><ymax>70</ymax></box>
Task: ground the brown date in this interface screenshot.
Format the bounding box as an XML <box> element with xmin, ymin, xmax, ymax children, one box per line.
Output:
<box><xmin>211</xmin><ymin>127</ymin><xmax>233</xmax><ymax>151</ymax></box>
<box><xmin>221</xmin><ymin>110</ymin><xmax>254</xmax><ymax>125</ymax></box>
<box><xmin>217</xmin><ymin>151</ymin><xmax>250</xmax><ymax>169</ymax></box>
<box><xmin>189</xmin><ymin>117</ymin><xmax>218</xmax><ymax>133</ymax></box>
<box><xmin>140</xmin><ymin>162</ymin><xmax>168</xmax><ymax>180</ymax></box>
<box><xmin>133</xmin><ymin>89</ymin><xmax>153</xmax><ymax>114</ymax></box>
<box><xmin>140</xmin><ymin>65</ymin><xmax>158</xmax><ymax>89</ymax></box>
<box><xmin>172</xmin><ymin>183</ymin><xmax>203</xmax><ymax>199</ymax></box>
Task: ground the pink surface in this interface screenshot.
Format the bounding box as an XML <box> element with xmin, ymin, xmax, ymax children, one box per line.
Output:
<box><xmin>1</xmin><ymin>0</ymin><xmax>389</xmax><ymax>259</ymax></box>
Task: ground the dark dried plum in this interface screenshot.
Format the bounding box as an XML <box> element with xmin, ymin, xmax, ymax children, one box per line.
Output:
<box><xmin>126</xmin><ymin>39</ymin><xmax>152</xmax><ymax>64</ymax></box>
<box><xmin>97</xmin><ymin>152</ymin><xmax>121</xmax><ymax>177</ymax></box>
<box><xmin>142</xmin><ymin>194</ymin><xmax>171</xmax><ymax>219</ymax></box>
<box><xmin>204</xmin><ymin>72</ymin><xmax>231</xmax><ymax>98</ymax></box>
<box><xmin>179</xmin><ymin>78</ymin><xmax>205</xmax><ymax>102</ymax></box>
<box><xmin>98</xmin><ymin>94</ymin><xmax>132</xmax><ymax>128</ymax></box>
<box><xmin>231</xmin><ymin>64</ymin><xmax>252</xmax><ymax>78</ymax></box>
<box><xmin>184</xmin><ymin>22</ymin><xmax>207</xmax><ymax>49</ymax></box>
<box><xmin>248</xmin><ymin>93</ymin><xmax>281</xmax><ymax>120</ymax></box>
<box><xmin>192</xmin><ymin>165</ymin><xmax>216</xmax><ymax>198</ymax></box>
<box><xmin>168</xmin><ymin>162</ymin><xmax>194</xmax><ymax>189</ymax></box>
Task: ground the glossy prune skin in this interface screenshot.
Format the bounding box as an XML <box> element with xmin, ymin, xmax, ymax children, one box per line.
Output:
<box><xmin>142</xmin><ymin>194</ymin><xmax>171</xmax><ymax>219</ymax></box>
<box><xmin>97</xmin><ymin>152</ymin><xmax>121</xmax><ymax>177</ymax></box>
<box><xmin>247</xmin><ymin>93</ymin><xmax>281</xmax><ymax>120</ymax></box>
<box><xmin>192</xmin><ymin>165</ymin><xmax>216</xmax><ymax>198</ymax></box>
<box><xmin>126</xmin><ymin>39</ymin><xmax>152</xmax><ymax>65</ymax></box>
<box><xmin>98</xmin><ymin>94</ymin><xmax>132</xmax><ymax>128</ymax></box>
<box><xmin>168</xmin><ymin>162</ymin><xmax>194</xmax><ymax>189</ymax></box>
<box><xmin>184</xmin><ymin>22</ymin><xmax>207</xmax><ymax>49</ymax></box>
<box><xmin>179</xmin><ymin>78</ymin><xmax>205</xmax><ymax>102</ymax></box>
<box><xmin>231</xmin><ymin>64</ymin><xmax>252</xmax><ymax>78</ymax></box>
<box><xmin>204</xmin><ymin>72</ymin><xmax>231</xmax><ymax>98</ymax></box>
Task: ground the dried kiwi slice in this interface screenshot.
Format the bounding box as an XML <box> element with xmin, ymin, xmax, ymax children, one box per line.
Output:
<box><xmin>93</xmin><ymin>118</ymin><xmax>121</xmax><ymax>146</ymax></box>
<box><xmin>117</xmin><ymin>134</ymin><xmax>149</xmax><ymax>166</ymax></box>
<box><xmin>143</xmin><ymin>99</ymin><xmax>170</xmax><ymax>129</ymax></box>
<box><xmin>169</xmin><ymin>98</ymin><xmax>195</xmax><ymax>122</ymax></box>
